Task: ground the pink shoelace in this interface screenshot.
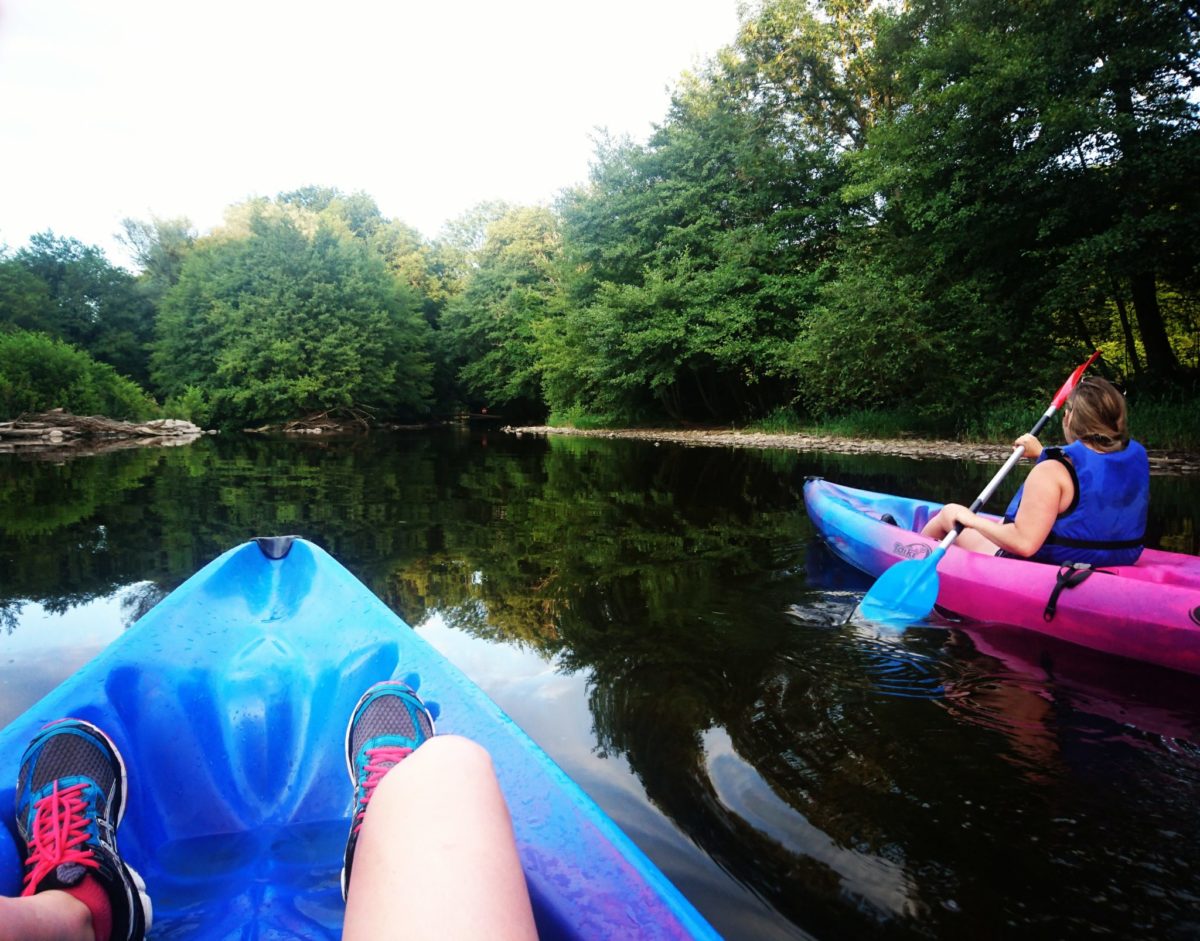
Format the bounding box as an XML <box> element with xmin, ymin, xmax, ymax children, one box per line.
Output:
<box><xmin>21</xmin><ymin>781</ymin><xmax>99</xmax><ymax>896</ymax></box>
<box><xmin>352</xmin><ymin>745</ymin><xmax>414</xmax><ymax>834</ymax></box>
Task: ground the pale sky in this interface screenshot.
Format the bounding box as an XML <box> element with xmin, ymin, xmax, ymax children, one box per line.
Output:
<box><xmin>0</xmin><ymin>0</ymin><xmax>742</xmax><ymax>265</ymax></box>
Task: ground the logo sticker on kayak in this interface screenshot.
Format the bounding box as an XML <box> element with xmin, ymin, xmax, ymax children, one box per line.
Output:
<box><xmin>895</xmin><ymin>542</ymin><xmax>933</xmax><ymax>560</ymax></box>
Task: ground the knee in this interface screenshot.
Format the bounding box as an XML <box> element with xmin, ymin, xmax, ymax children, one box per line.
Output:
<box><xmin>920</xmin><ymin>506</ymin><xmax>949</xmax><ymax>537</ymax></box>
<box><xmin>417</xmin><ymin>734</ymin><xmax>496</xmax><ymax>777</ymax></box>
<box><xmin>372</xmin><ymin>734</ymin><xmax>497</xmax><ymax>803</ymax></box>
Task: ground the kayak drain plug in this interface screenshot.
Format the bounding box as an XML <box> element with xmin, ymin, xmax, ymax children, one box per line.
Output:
<box><xmin>255</xmin><ymin>535</ymin><xmax>298</xmax><ymax>560</ymax></box>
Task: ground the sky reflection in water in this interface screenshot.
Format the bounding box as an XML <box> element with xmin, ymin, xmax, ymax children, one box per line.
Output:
<box><xmin>1</xmin><ymin>431</ymin><xmax>1199</xmax><ymax>940</ymax></box>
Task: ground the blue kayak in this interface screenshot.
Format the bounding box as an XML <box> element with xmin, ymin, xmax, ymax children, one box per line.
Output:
<box><xmin>0</xmin><ymin>537</ymin><xmax>720</xmax><ymax>940</ymax></box>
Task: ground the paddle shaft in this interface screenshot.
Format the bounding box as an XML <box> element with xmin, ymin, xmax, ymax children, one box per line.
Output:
<box><xmin>858</xmin><ymin>351</ymin><xmax>1102</xmax><ymax>622</ymax></box>
<box><xmin>939</xmin><ymin>352</ymin><xmax>1103</xmax><ymax>552</ymax></box>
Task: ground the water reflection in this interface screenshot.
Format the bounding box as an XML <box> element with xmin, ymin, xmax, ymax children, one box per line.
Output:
<box><xmin>943</xmin><ymin>625</ymin><xmax>1200</xmax><ymax>760</ymax></box>
<box><xmin>703</xmin><ymin>726</ymin><xmax>917</xmax><ymax>919</ymax></box>
<box><xmin>0</xmin><ymin>589</ymin><xmax>137</xmax><ymax>724</ymax></box>
<box><xmin>1</xmin><ymin>431</ymin><xmax>1199</xmax><ymax>940</ymax></box>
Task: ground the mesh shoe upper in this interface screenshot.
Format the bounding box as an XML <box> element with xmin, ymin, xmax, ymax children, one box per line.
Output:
<box><xmin>15</xmin><ymin>719</ymin><xmax>152</xmax><ymax>941</ymax></box>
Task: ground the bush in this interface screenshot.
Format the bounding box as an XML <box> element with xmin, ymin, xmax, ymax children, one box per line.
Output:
<box><xmin>0</xmin><ymin>329</ymin><xmax>158</xmax><ymax>420</ymax></box>
<box><xmin>1129</xmin><ymin>394</ymin><xmax>1200</xmax><ymax>450</ymax></box>
<box><xmin>161</xmin><ymin>385</ymin><xmax>212</xmax><ymax>426</ymax></box>
<box><xmin>546</xmin><ymin>404</ymin><xmax>621</xmax><ymax>429</ymax></box>
<box><xmin>153</xmin><ymin>213</ymin><xmax>432</xmax><ymax>427</ymax></box>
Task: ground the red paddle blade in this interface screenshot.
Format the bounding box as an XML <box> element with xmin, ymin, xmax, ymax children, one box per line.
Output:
<box><xmin>1051</xmin><ymin>350</ymin><xmax>1101</xmax><ymax>409</ymax></box>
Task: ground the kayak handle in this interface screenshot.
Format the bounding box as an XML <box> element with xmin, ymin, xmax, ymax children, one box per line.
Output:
<box><xmin>255</xmin><ymin>535</ymin><xmax>299</xmax><ymax>559</ymax></box>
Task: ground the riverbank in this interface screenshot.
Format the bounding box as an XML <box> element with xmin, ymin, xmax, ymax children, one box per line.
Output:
<box><xmin>0</xmin><ymin>410</ymin><xmax>210</xmax><ymax>460</ymax></box>
<box><xmin>504</xmin><ymin>425</ymin><xmax>1200</xmax><ymax>476</ymax></box>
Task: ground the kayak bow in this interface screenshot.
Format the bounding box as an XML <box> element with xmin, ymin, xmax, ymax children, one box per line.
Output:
<box><xmin>0</xmin><ymin>538</ymin><xmax>720</xmax><ymax>940</ymax></box>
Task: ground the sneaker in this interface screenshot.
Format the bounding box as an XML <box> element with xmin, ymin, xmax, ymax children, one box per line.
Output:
<box><xmin>15</xmin><ymin>718</ymin><xmax>153</xmax><ymax>941</ymax></box>
<box><xmin>342</xmin><ymin>681</ymin><xmax>435</xmax><ymax>899</ymax></box>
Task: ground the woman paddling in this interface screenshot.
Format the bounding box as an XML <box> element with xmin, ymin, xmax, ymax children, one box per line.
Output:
<box><xmin>920</xmin><ymin>376</ymin><xmax>1150</xmax><ymax>565</ymax></box>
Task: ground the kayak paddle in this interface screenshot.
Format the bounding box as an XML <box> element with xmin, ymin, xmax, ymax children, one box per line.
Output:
<box><xmin>858</xmin><ymin>351</ymin><xmax>1102</xmax><ymax>623</ymax></box>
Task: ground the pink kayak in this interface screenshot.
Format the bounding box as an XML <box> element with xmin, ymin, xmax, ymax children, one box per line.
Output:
<box><xmin>803</xmin><ymin>478</ymin><xmax>1200</xmax><ymax>676</ymax></box>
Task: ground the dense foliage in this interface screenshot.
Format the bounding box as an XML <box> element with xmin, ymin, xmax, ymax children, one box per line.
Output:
<box><xmin>152</xmin><ymin>201</ymin><xmax>433</xmax><ymax>426</ymax></box>
<box><xmin>438</xmin><ymin>206</ymin><xmax>560</xmax><ymax>418</ymax></box>
<box><xmin>1</xmin><ymin>0</ymin><xmax>1196</xmax><ymax>434</ymax></box>
<box><xmin>0</xmin><ymin>330</ymin><xmax>158</xmax><ymax>419</ymax></box>
<box><xmin>0</xmin><ymin>233</ymin><xmax>156</xmax><ymax>385</ymax></box>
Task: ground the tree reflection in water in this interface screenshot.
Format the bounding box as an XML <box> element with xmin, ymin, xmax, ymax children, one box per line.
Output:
<box><xmin>2</xmin><ymin>430</ymin><xmax>1199</xmax><ymax>940</ymax></box>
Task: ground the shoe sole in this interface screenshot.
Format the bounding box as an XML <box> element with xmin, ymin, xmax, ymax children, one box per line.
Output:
<box><xmin>126</xmin><ymin>863</ymin><xmax>154</xmax><ymax>938</ymax></box>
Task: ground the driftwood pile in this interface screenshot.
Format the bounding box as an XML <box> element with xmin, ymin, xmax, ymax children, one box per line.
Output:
<box><xmin>245</xmin><ymin>407</ymin><xmax>434</xmax><ymax>435</ymax></box>
<box><xmin>245</xmin><ymin>407</ymin><xmax>372</xmax><ymax>435</ymax></box>
<box><xmin>0</xmin><ymin>409</ymin><xmax>208</xmax><ymax>458</ymax></box>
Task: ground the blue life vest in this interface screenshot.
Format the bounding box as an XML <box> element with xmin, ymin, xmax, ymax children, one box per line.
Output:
<box><xmin>1003</xmin><ymin>438</ymin><xmax>1149</xmax><ymax>566</ymax></box>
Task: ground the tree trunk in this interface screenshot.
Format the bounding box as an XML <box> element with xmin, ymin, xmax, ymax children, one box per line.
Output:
<box><xmin>662</xmin><ymin>381</ymin><xmax>683</xmax><ymax>421</ymax></box>
<box><xmin>1111</xmin><ymin>84</ymin><xmax>1180</xmax><ymax>379</ymax></box>
<box><xmin>1070</xmin><ymin>309</ymin><xmax>1097</xmax><ymax>357</ymax></box>
<box><xmin>692</xmin><ymin>369</ymin><xmax>719</xmax><ymax>421</ymax></box>
<box><xmin>1128</xmin><ymin>269</ymin><xmax>1180</xmax><ymax>377</ymax></box>
<box><xmin>1109</xmin><ymin>277</ymin><xmax>1142</xmax><ymax>377</ymax></box>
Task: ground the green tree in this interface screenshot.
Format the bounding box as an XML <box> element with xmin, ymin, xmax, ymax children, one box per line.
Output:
<box><xmin>370</xmin><ymin>220</ymin><xmax>462</xmax><ymax>406</ymax></box>
<box><xmin>843</xmin><ymin>0</ymin><xmax>1200</xmax><ymax>402</ymax></box>
<box><xmin>544</xmin><ymin>1</ymin><xmax>862</xmax><ymax>424</ymax></box>
<box><xmin>117</xmin><ymin>216</ymin><xmax>196</xmax><ymax>305</ymax></box>
<box><xmin>439</xmin><ymin>206</ymin><xmax>560</xmax><ymax>416</ymax></box>
<box><xmin>0</xmin><ymin>254</ymin><xmax>55</xmax><ymax>334</ymax></box>
<box><xmin>0</xmin><ymin>329</ymin><xmax>157</xmax><ymax>419</ymax></box>
<box><xmin>153</xmin><ymin>205</ymin><xmax>433</xmax><ymax>425</ymax></box>
<box><xmin>2</xmin><ymin>233</ymin><xmax>156</xmax><ymax>385</ymax></box>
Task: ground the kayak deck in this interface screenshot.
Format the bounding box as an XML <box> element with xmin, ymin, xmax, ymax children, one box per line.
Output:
<box><xmin>0</xmin><ymin>538</ymin><xmax>719</xmax><ymax>940</ymax></box>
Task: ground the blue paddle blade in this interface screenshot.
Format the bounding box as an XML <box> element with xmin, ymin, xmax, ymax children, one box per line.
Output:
<box><xmin>859</xmin><ymin>547</ymin><xmax>946</xmax><ymax>623</ymax></box>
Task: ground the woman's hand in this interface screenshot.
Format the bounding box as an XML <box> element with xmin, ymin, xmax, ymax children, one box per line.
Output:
<box><xmin>939</xmin><ymin>503</ymin><xmax>976</xmax><ymax>529</ymax></box>
<box><xmin>1014</xmin><ymin>433</ymin><xmax>1042</xmax><ymax>460</ymax></box>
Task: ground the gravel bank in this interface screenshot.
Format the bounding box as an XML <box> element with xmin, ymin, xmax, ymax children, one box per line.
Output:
<box><xmin>503</xmin><ymin>425</ymin><xmax>1200</xmax><ymax>476</ymax></box>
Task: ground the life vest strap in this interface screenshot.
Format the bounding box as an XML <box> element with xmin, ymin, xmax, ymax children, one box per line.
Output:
<box><xmin>1041</xmin><ymin>532</ymin><xmax>1144</xmax><ymax>550</ymax></box>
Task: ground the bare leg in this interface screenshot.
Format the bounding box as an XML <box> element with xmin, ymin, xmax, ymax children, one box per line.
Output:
<box><xmin>0</xmin><ymin>891</ymin><xmax>92</xmax><ymax>941</ymax></box>
<box><xmin>343</xmin><ymin>734</ymin><xmax>538</xmax><ymax>941</ymax></box>
<box><xmin>920</xmin><ymin>507</ymin><xmax>1002</xmax><ymax>554</ymax></box>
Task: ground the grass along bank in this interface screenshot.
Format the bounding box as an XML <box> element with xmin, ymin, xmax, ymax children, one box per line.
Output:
<box><xmin>510</xmin><ymin>399</ymin><xmax>1200</xmax><ymax>476</ymax></box>
<box><xmin>749</xmin><ymin>396</ymin><xmax>1200</xmax><ymax>452</ymax></box>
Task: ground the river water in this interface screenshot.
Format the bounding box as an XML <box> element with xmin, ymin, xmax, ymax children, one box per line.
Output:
<box><xmin>2</xmin><ymin>428</ymin><xmax>1198</xmax><ymax>940</ymax></box>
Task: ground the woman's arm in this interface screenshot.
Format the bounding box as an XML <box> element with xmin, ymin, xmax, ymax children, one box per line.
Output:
<box><xmin>921</xmin><ymin>460</ymin><xmax>1073</xmax><ymax>557</ymax></box>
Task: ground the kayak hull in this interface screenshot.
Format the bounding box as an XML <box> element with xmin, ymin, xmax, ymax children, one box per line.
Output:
<box><xmin>0</xmin><ymin>538</ymin><xmax>719</xmax><ymax>940</ymax></box>
<box><xmin>803</xmin><ymin>478</ymin><xmax>1200</xmax><ymax>675</ymax></box>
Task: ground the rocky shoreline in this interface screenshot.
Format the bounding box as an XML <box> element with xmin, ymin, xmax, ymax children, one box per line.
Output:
<box><xmin>503</xmin><ymin>425</ymin><xmax>1200</xmax><ymax>476</ymax></box>
<box><xmin>0</xmin><ymin>410</ymin><xmax>211</xmax><ymax>460</ymax></box>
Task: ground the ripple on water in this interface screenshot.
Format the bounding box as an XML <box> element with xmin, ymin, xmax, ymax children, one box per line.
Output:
<box><xmin>785</xmin><ymin>598</ymin><xmax>948</xmax><ymax>701</ymax></box>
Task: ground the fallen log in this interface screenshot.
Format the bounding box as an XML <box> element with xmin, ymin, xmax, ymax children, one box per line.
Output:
<box><xmin>0</xmin><ymin>410</ymin><xmax>211</xmax><ymax>456</ymax></box>
<box><xmin>0</xmin><ymin>426</ymin><xmax>71</xmax><ymax>438</ymax></box>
